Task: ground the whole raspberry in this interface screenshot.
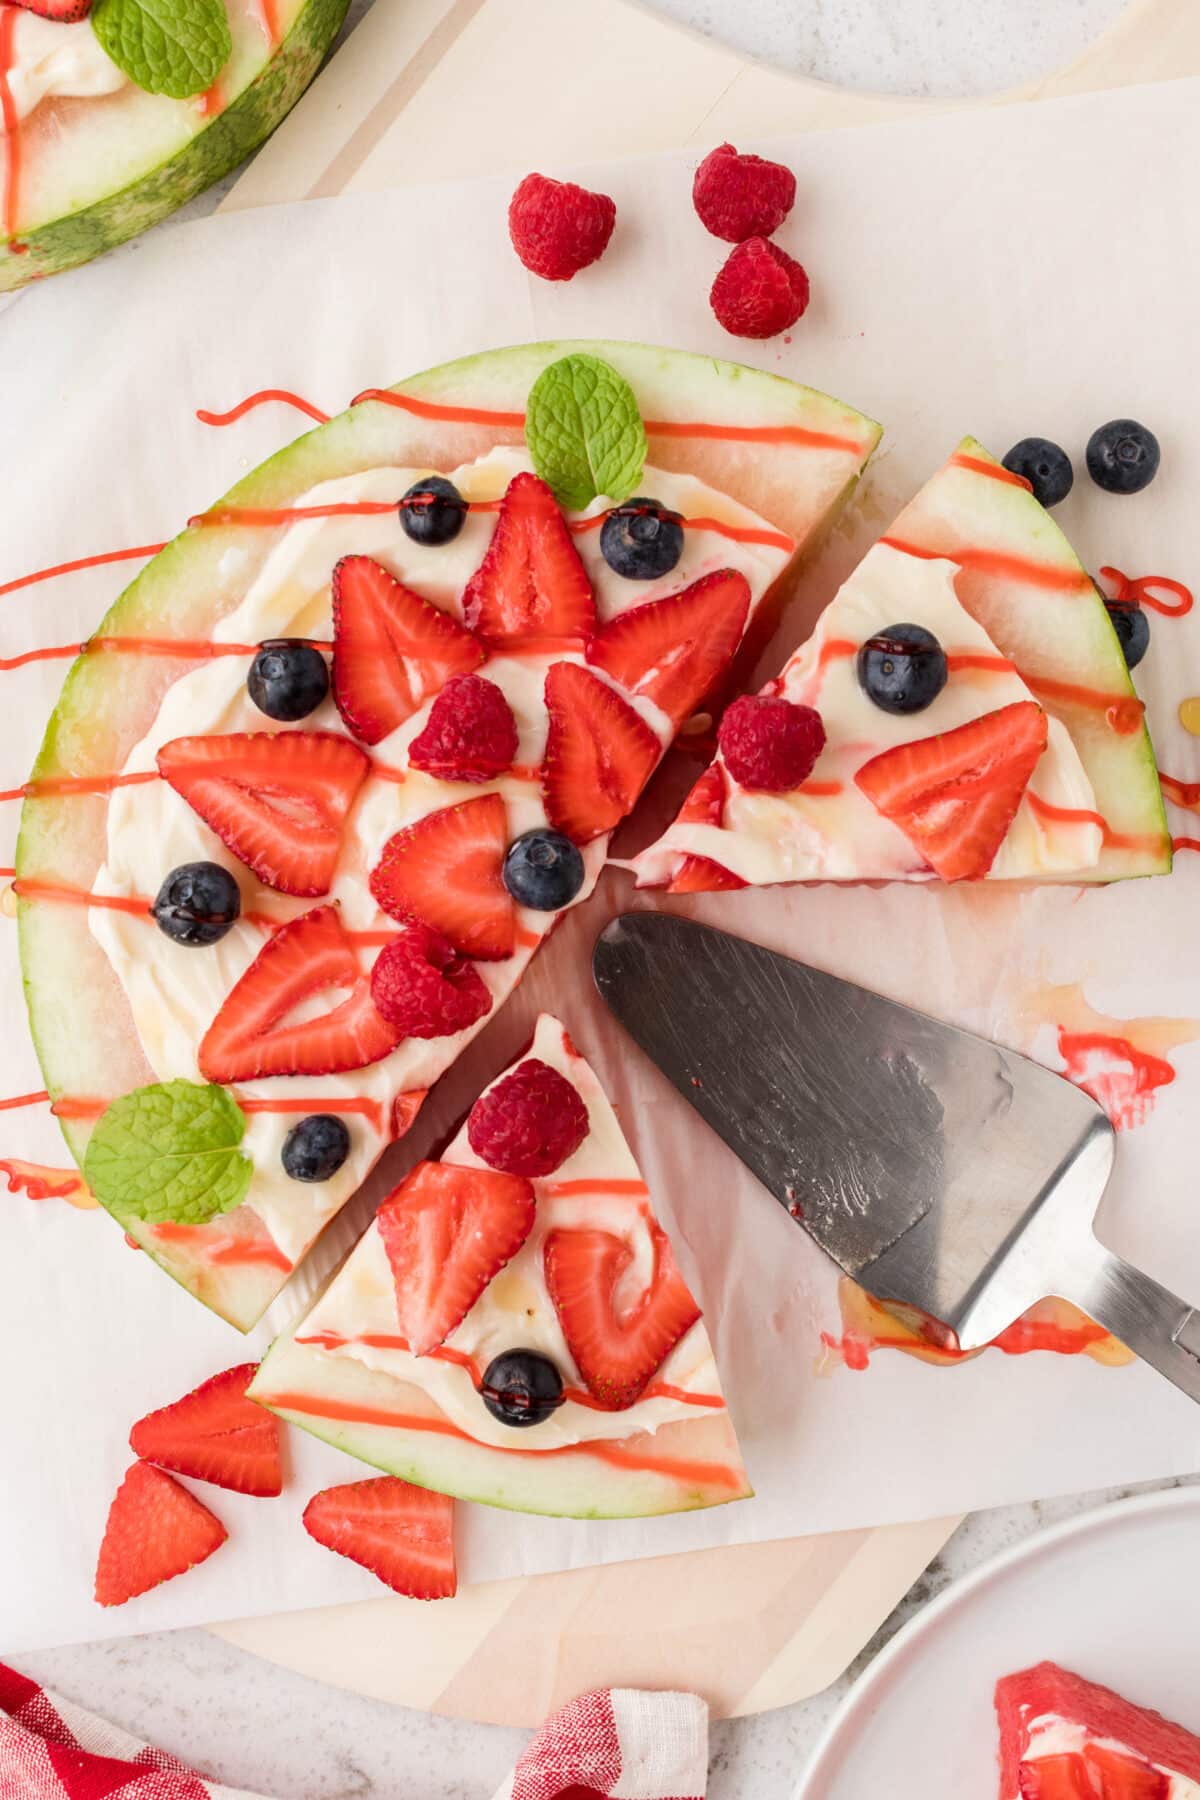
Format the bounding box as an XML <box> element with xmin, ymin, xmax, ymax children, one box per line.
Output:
<box><xmin>407</xmin><ymin>674</ymin><xmax>518</xmax><ymax>782</ymax></box>
<box><xmin>508</xmin><ymin>173</ymin><xmax>616</xmax><ymax>282</ymax></box>
<box><xmin>710</xmin><ymin>237</ymin><xmax>810</xmax><ymax>340</ymax></box>
<box><xmin>718</xmin><ymin>694</ymin><xmax>825</xmax><ymax>793</ymax></box>
<box><xmin>693</xmin><ymin>143</ymin><xmax>797</xmax><ymax>243</ymax></box>
<box><xmin>467</xmin><ymin>1058</ymin><xmax>589</xmax><ymax>1177</ymax></box>
<box><xmin>370</xmin><ymin>926</ymin><xmax>493</xmax><ymax>1039</ymax></box>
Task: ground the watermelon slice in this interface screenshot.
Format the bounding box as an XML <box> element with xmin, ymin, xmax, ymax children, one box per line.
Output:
<box><xmin>249</xmin><ymin>1014</ymin><xmax>751</xmax><ymax>1519</ymax></box>
<box><xmin>636</xmin><ymin>447</ymin><xmax>1169</xmax><ymax>891</ymax></box>
<box><xmin>0</xmin><ymin>0</ymin><xmax>349</xmax><ymax>291</ymax></box>
<box><xmin>17</xmin><ymin>341</ymin><xmax>879</xmax><ymax>1328</ymax></box>
<box><xmin>996</xmin><ymin>1663</ymin><xmax>1200</xmax><ymax>1799</ymax></box>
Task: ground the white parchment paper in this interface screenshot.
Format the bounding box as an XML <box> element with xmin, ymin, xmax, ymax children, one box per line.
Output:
<box><xmin>2</xmin><ymin>77</ymin><xmax>1200</xmax><ymax>1654</ymax></box>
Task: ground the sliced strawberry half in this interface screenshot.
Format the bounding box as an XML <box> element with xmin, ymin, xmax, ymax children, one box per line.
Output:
<box><xmin>332</xmin><ymin>554</ymin><xmax>484</xmax><ymax>746</ymax></box>
<box><xmin>587</xmin><ymin>569</ymin><xmax>751</xmax><ymax>726</ymax></box>
<box><xmin>462</xmin><ymin>472</ymin><xmax>597</xmax><ymax>647</ymax></box>
<box><xmin>668</xmin><ymin>854</ymin><xmax>747</xmax><ymax>894</ymax></box>
<box><xmin>542</xmin><ymin>661</ymin><xmax>661</xmax><ymax>844</ymax></box>
<box><xmin>1018</xmin><ymin>1757</ymin><xmax>1094</xmax><ymax>1800</ymax></box>
<box><xmin>12</xmin><ymin>0</ymin><xmax>91</xmax><ymax>17</ymax></box>
<box><xmin>199</xmin><ymin>904</ymin><xmax>401</xmax><ymax>1083</ymax></box>
<box><xmin>1084</xmin><ymin>1745</ymin><xmax>1169</xmax><ymax>1798</ymax></box>
<box><xmin>158</xmin><ymin>731</ymin><xmax>369</xmax><ymax>897</ymax></box>
<box><xmin>130</xmin><ymin>1364</ymin><xmax>282</xmax><ymax>1498</ymax></box>
<box><xmin>855</xmin><ymin>700</ymin><xmax>1048</xmax><ymax>882</ymax></box>
<box><xmin>95</xmin><ymin>1461</ymin><xmax>227</xmax><ymax>1608</ymax></box>
<box><xmin>662</xmin><ymin>761</ymin><xmax>747</xmax><ymax>892</ymax></box>
<box><xmin>544</xmin><ymin>1222</ymin><xmax>701</xmax><ymax>1410</ymax></box>
<box><xmin>303</xmin><ymin>1476</ymin><xmax>456</xmax><ymax>1600</ymax></box>
<box><xmin>369</xmin><ymin>793</ymin><xmax>516</xmax><ymax>961</ymax></box>
<box><xmin>377</xmin><ymin>1159</ymin><xmax>535</xmax><ymax>1355</ymax></box>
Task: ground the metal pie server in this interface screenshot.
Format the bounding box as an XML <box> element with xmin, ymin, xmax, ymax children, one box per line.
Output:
<box><xmin>593</xmin><ymin>912</ymin><xmax>1200</xmax><ymax>1404</ymax></box>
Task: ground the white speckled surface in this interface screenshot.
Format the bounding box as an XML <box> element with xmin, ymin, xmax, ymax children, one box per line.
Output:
<box><xmin>7</xmin><ymin>3</ymin><xmax>1165</xmax><ymax>1797</ymax></box>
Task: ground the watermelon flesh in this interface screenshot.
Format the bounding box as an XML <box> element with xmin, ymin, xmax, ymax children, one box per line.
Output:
<box><xmin>249</xmin><ymin>1014</ymin><xmax>751</xmax><ymax>1518</ymax></box>
<box><xmin>996</xmin><ymin>1662</ymin><xmax>1200</xmax><ymax>1798</ymax></box>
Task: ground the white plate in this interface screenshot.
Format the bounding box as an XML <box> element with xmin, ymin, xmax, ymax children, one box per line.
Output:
<box><xmin>796</xmin><ymin>1486</ymin><xmax>1200</xmax><ymax>1798</ymax></box>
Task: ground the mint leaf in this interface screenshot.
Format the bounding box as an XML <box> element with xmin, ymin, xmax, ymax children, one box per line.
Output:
<box><xmin>84</xmin><ymin>1080</ymin><xmax>252</xmax><ymax>1228</ymax></box>
<box><xmin>91</xmin><ymin>0</ymin><xmax>232</xmax><ymax>100</ymax></box>
<box><xmin>525</xmin><ymin>354</ymin><xmax>647</xmax><ymax>511</ymax></box>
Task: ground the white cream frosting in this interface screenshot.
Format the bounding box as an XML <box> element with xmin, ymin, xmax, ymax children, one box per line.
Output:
<box><xmin>1</xmin><ymin>15</ymin><xmax>126</xmax><ymax>131</ymax></box>
<box><xmin>1021</xmin><ymin>1712</ymin><xmax>1200</xmax><ymax>1797</ymax></box>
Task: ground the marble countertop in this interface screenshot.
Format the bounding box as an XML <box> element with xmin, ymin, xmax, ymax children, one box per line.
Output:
<box><xmin>8</xmin><ymin>1</ymin><xmax>1160</xmax><ymax>1796</ymax></box>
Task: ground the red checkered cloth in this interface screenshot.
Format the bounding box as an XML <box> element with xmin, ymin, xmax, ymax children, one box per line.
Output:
<box><xmin>0</xmin><ymin>1663</ymin><xmax>708</xmax><ymax>1800</ymax></box>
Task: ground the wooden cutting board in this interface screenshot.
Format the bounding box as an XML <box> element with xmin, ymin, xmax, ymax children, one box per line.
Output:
<box><xmin>209</xmin><ymin>0</ymin><xmax>1197</xmax><ymax>1726</ymax></box>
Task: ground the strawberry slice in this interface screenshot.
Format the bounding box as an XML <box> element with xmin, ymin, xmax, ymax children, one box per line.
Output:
<box><xmin>587</xmin><ymin>569</ymin><xmax>751</xmax><ymax>726</ymax></box>
<box><xmin>130</xmin><ymin>1364</ymin><xmax>282</xmax><ymax>1497</ymax></box>
<box><xmin>95</xmin><ymin>1461</ymin><xmax>227</xmax><ymax>1608</ymax></box>
<box><xmin>377</xmin><ymin>1160</ymin><xmax>535</xmax><ymax>1355</ymax></box>
<box><xmin>663</xmin><ymin>761</ymin><xmax>747</xmax><ymax>892</ymax></box>
<box><xmin>11</xmin><ymin>0</ymin><xmax>91</xmax><ymax>17</ymax></box>
<box><xmin>679</xmin><ymin>760</ymin><xmax>729</xmax><ymax>828</ymax></box>
<box><xmin>331</xmin><ymin>554</ymin><xmax>484</xmax><ymax>746</ymax></box>
<box><xmin>158</xmin><ymin>731</ymin><xmax>369</xmax><ymax>897</ymax></box>
<box><xmin>369</xmin><ymin>793</ymin><xmax>516</xmax><ymax>961</ymax></box>
<box><xmin>668</xmin><ymin>854</ymin><xmax>747</xmax><ymax>894</ymax></box>
<box><xmin>542</xmin><ymin>661</ymin><xmax>661</xmax><ymax>844</ymax></box>
<box><xmin>544</xmin><ymin>1222</ymin><xmax>701</xmax><ymax>1410</ymax></box>
<box><xmin>199</xmin><ymin>904</ymin><xmax>401</xmax><ymax>1083</ymax></box>
<box><xmin>854</xmin><ymin>700</ymin><xmax>1048</xmax><ymax>882</ymax></box>
<box><xmin>462</xmin><ymin>473</ymin><xmax>597</xmax><ymax>647</ymax></box>
<box><xmin>1084</xmin><ymin>1745</ymin><xmax>1169</xmax><ymax>1799</ymax></box>
<box><xmin>303</xmin><ymin>1476</ymin><xmax>456</xmax><ymax>1600</ymax></box>
<box><xmin>1019</xmin><ymin>1757</ymin><xmax>1095</xmax><ymax>1800</ymax></box>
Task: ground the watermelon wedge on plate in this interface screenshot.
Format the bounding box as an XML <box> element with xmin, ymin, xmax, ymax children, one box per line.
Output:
<box><xmin>996</xmin><ymin>1661</ymin><xmax>1200</xmax><ymax>1797</ymax></box>
<box><xmin>16</xmin><ymin>340</ymin><xmax>880</xmax><ymax>1329</ymax></box>
<box><xmin>250</xmin><ymin>1013</ymin><xmax>751</xmax><ymax>1519</ymax></box>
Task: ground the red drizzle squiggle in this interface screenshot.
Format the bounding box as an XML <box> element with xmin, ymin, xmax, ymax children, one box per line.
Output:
<box><xmin>1174</xmin><ymin>837</ymin><xmax>1200</xmax><ymax>854</ymax></box>
<box><xmin>197</xmin><ymin>389</ymin><xmax>332</xmax><ymax>428</ymax></box>
<box><xmin>1058</xmin><ymin>1029</ymin><xmax>1177</xmax><ymax>1131</ymax></box>
<box><xmin>880</xmin><ymin>536</ymin><xmax>1095</xmax><ymax>594</ymax></box>
<box><xmin>1</xmin><ymin>769</ymin><xmax>159</xmax><ymax>804</ymax></box>
<box><xmin>1098</xmin><ymin>564</ymin><xmax>1193</xmax><ymax>618</ymax></box>
<box><xmin>0</xmin><ymin>544</ymin><xmax>167</xmax><ymax>602</ymax></box>
<box><xmin>1160</xmin><ymin>772</ymin><xmax>1200</xmax><ymax>811</ymax></box>
<box><xmin>239</xmin><ymin>1094</ymin><xmax>386</xmax><ymax>1134</ymax></box>
<box><xmin>191</xmin><ymin>500</ymin><xmax>398</xmax><ymax>529</ymax></box>
<box><xmin>1024</xmin><ymin>793</ymin><xmax>1166</xmax><ymax>856</ymax></box>
<box><xmin>949</xmin><ymin>452</ymin><xmax>1032</xmax><ymax>491</ymax></box>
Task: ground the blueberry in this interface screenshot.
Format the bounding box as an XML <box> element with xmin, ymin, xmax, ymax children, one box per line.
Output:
<box><xmin>481</xmin><ymin>1350</ymin><xmax>564</xmax><ymax>1428</ymax></box>
<box><xmin>152</xmin><ymin>861</ymin><xmax>240</xmax><ymax>947</ymax></box>
<box><xmin>399</xmin><ymin>476</ymin><xmax>468</xmax><ymax>546</ymax></box>
<box><xmin>599</xmin><ymin>497</ymin><xmax>685</xmax><ymax>580</ymax></box>
<box><xmin>247</xmin><ymin>639</ymin><xmax>330</xmax><ymax>722</ymax></box>
<box><xmin>857</xmin><ymin>623</ymin><xmax>949</xmax><ymax>715</ymax></box>
<box><xmin>502</xmin><ymin>828</ymin><xmax>586</xmax><ymax>911</ymax></box>
<box><xmin>1002</xmin><ymin>437</ymin><xmax>1073</xmax><ymax>508</ymax></box>
<box><xmin>1105</xmin><ymin>601</ymin><xmax>1150</xmax><ymax>670</ymax></box>
<box><xmin>1086</xmin><ymin>419</ymin><xmax>1160</xmax><ymax>495</ymax></box>
<box><xmin>281</xmin><ymin>1114</ymin><xmax>351</xmax><ymax>1183</ymax></box>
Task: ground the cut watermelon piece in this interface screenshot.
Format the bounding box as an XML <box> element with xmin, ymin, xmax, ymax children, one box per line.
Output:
<box><xmin>250</xmin><ymin>1014</ymin><xmax>750</xmax><ymax>1518</ymax></box>
<box><xmin>996</xmin><ymin>1663</ymin><xmax>1200</xmax><ymax>1800</ymax></box>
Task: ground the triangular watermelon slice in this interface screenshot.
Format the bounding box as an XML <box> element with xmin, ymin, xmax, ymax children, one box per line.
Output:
<box><xmin>249</xmin><ymin>1015</ymin><xmax>750</xmax><ymax>1518</ymax></box>
<box><xmin>18</xmin><ymin>341</ymin><xmax>879</xmax><ymax>1329</ymax></box>
<box><xmin>996</xmin><ymin>1662</ymin><xmax>1200</xmax><ymax>1798</ymax></box>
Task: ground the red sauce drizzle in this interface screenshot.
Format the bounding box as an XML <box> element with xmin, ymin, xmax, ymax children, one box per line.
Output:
<box><xmin>191</xmin><ymin>500</ymin><xmax>398</xmax><ymax>529</ymax></box>
<box><xmin>1160</xmin><ymin>772</ymin><xmax>1200</xmax><ymax>810</ymax></box>
<box><xmin>260</xmin><ymin>0</ymin><xmax>282</xmax><ymax>46</ymax></box>
<box><xmin>1173</xmin><ymin>836</ymin><xmax>1200</xmax><ymax>854</ymax></box>
<box><xmin>1</xmin><ymin>769</ymin><xmax>159</xmax><ymax>803</ymax></box>
<box><xmin>239</xmin><ymin>1094</ymin><xmax>386</xmax><ymax>1134</ymax></box>
<box><xmin>949</xmin><ymin>452</ymin><xmax>1033</xmax><ymax>491</ymax></box>
<box><xmin>1099</xmin><ymin>564</ymin><xmax>1194</xmax><ymax>618</ymax></box>
<box><xmin>542</xmin><ymin>1178</ymin><xmax>649</xmax><ymax>1198</ymax></box>
<box><xmin>153</xmin><ymin>1219</ymin><xmax>291</xmax><ymax>1271</ymax></box>
<box><xmin>1024</xmin><ymin>793</ymin><xmax>1166</xmax><ymax>855</ymax></box>
<box><xmin>879</xmin><ymin>536</ymin><xmax>1095</xmax><ymax>594</ymax></box>
<box><xmin>1024</xmin><ymin>676</ymin><xmax>1144</xmax><ymax>734</ymax></box>
<box><xmin>945</xmin><ymin>651</ymin><xmax>1017</xmax><ymax>675</ymax></box>
<box><xmin>1058</xmin><ymin>1029</ymin><xmax>1177</xmax><ymax>1131</ymax></box>
<box><xmin>0</xmin><ymin>9</ymin><xmax>25</xmax><ymax>251</ymax></box>
<box><xmin>12</xmin><ymin>880</ymin><xmax>151</xmax><ymax>918</ymax></box>
<box><xmin>0</xmin><ymin>1090</ymin><xmax>49</xmax><ymax>1112</ymax></box>
<box><xmin>568</xmin><ymin>510</ymin><xmax>793</xmax><ymax>554</ymax></box>
<box><xmin>197</xmin><ymin>388</ymin><xmax>331</xmax><ymax>428</ymax></box>
<box><xmin>0</xmin><ymin>543</ymin><xmax>167</xmax><ymax>602</ymax></box>
<box><xmin>0</xmin><ymin>1158</ymin><xmax>90</xmax><ymax>1203</ymax></box>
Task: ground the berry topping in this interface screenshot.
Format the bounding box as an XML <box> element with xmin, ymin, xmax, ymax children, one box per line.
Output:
<box><xmin>369</xmin><ymin>794</ymin><xmax>516</xmax><ymax>961</ymax></box>
<box><xmin>856</xmin><ymin>700</ymin><xmax>1048</xmax><ymax>882</ymax></box>
<box><xmin>95</xmin><ymin>1461</ymin><xmax>227</xmax><ymax>1608</ymax></box>
<box><xmin>544</xmin><ymin>1223</ymin><xmax>701</xmax><ymax>1411</ymax></box>
<box><xmin>462</xmin><ymin>472</ymin><xmax>597</xmax><ymax>648</ymax></box>
<box><xmin>502</xmin><ymin>827</ymin><xmax>585</xmax><ymax>911</ymax></box>
<box><xmin>1002</xmin><ymin>438</ymin><xmax>1074</xmax><ymax>509</ymax></box>
<box><xmin>152</xmin><ymin>861</ymin><xmax>240</xmax><ymax>947</ymax></box>
<box><xmin>1106</xmin><ymin>599</ymin><xmax>1151</xmax><ymax>670</ymax></box>
<box><xmin>369</xmin><ymin>925</ymin><xmax>493</xmax><ymax>1039</ymax></box>
<box><xmin>11</xmin><ymin>0</ymin><xmax>92</xmax><ymax>18</ymax></box>
<box><xmin>481</xmin><ymin>1350</ymin><xmax>564</xmax><ymax>1428</ymax></box>
<box><xmin>710</xmin><ymin>236</ymin><xmax>810</xmax><ymax>339</ymax></box>
<box><xmin>303</xmin><ymin>1477</ymin><xmax>456</xmax><ymax>1601</ymax></box>
<box><xmin>717</xmin><ymin>693</ymin><xmax>826</xmax><ymax>792</ymax></box>
<box><xmin>398</xmin><ymin>475</ymin><xmax>468</xmax><ymax>546</ymax></box>
<box><xmin>281</xmin><ymin>1114</ymin><xmax>351</xmax><ymax>1183</ymax></box>
<box><xmin>692</xmin><ymin>142</ymin><xmax>797</xmax><ymax>243</ymax></box>
<box><xmin>508</xmin><ymin>172</ymin><xmax>616</xmax><ymax>281</ymax></box>
<box><xmin>407</xmin><ymin>673</ymin><xmax>518</xmax><ymax>783</ymax></box>
<box><xmin>331</xmin><ymin>553</ymin><xmax>484</xmax><ymax>747</ymax></box>
<box><xmin>542</xmin><ymin>660</ymin><xmax>660</xmax><ymax>844</ymax></box>
<box><xmin>856</xmin><ymin>622</ymin><xmax>949</xmax><ymax>715</ymax></box>
<box><xmin>247</xmin><ymin>639</ymin><xmax>330</xmax><ymax>722</ymax></box>
<box><xmin>157</xmin><ymin>731</ymin><xmax>369</xmax><ymax>897</ymax></box>
<box><xmin>199</xmin><ymin>904</ymin><xmax>402</xmax><ymax>1084</ymax></box>
<box><xmin>1086</xmin><ymin>418</ymin><xmax>1161</xmax><ymax>495</ymax></box>
<box><xmin>598</xmin><ymin>498</ymin><xmax>685</xmax><ymax>581</ymax></box>
<box><xmin>467</xmin><ymin>1057</ymin><xmax>589</xmax><ymax>1177</ymax></box>
<box><xmin>130</xmin><ymin>1364</ymin><xmax>282</xmax><ymax>1497</ymax></box>
<box><xmin>377</xmin><ymin>1160</ymin><xmax>535</xmax><ymax>1355</ymax></box>
<box><xmin>587</xmin><ymin>568</ymin><xmax>751</xmax><ymax>726</ymax></box>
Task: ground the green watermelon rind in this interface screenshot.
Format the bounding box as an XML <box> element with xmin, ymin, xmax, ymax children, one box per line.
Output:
<box><xmin>0</xmin><ymin>0</ymin><xmax>348</xmax><ymax>293</ymax></box>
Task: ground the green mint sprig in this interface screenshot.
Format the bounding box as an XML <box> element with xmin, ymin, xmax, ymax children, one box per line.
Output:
<box><xmin>525</xmin><ymin>353</ymin><xmax>647</xmax><ymax>511</ymax></box>
<box><xmin>91</xmin><ymin>0</ymin><xmax>232</xmax><ymax>100</ymax></box>
<box><xmin>84</xmin><ymin>1079</ymin><xmax>253</xmax><ymax>1228</ymax></box>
